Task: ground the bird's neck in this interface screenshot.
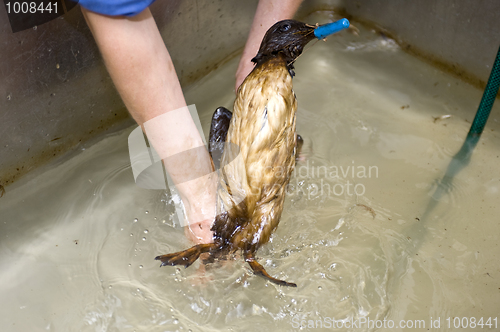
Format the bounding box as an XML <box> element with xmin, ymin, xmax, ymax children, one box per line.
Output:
<box><xmin>249</xmin><ymin>53</ymin><xmax>296</xmax><ymax>78</ymax></box>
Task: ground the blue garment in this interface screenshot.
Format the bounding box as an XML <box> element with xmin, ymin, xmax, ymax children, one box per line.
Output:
<box><xmin>77</xmin><ymin>0</ymin><xmax>156</xmax><ymax>17</ymax></box>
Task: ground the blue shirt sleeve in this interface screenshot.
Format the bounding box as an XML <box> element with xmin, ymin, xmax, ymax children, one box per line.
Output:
<box><xmin>77</xmin><ymin>0</ymin><xmax>156</xmax><ymax>17</ymax></box>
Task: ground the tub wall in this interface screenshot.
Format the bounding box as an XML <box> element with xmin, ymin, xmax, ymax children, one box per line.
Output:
<box><xmin>0</xmin><ymin>0</ymin><xmax>260</xmax><ymax>186</ymax></box>
<box><xmin>1</xmin><ymin>0</ymin><xmax>498</xmax><ymax>187</ymax></box>
<box><xmin>337</xmin><ymin>0</ymin><xmax>500</xmax><ymax>88</ymax></box>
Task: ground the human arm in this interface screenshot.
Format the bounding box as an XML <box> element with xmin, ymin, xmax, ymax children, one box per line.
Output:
<box><xmin>81</xmin><ymin>7</ymin><xmax>216</xmax><ymax>244</ymax></box>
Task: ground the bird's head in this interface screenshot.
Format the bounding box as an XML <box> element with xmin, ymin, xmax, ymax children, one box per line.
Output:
<box><xmin>251</xmin><ymin>20</ymin><xmax>316</xmax><ymax>75</ymax></box>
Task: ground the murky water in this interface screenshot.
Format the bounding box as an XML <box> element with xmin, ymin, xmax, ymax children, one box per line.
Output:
<box><xmin>1</xmin><ymin>11</ymin><xmax>499</xmax><ymax>332</ymax></box>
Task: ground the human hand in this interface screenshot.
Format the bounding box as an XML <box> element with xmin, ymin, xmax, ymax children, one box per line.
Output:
<box><xmin>178</xmin><ymin>168</ymin><xmax>217</xmax><ymax>244</ymax></box>
<box><xmin>235</xmin><ymin>54</ymin><xmax>256</xmax><ymax>92</ymax></box>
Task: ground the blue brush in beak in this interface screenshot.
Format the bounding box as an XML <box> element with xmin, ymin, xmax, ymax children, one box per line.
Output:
<box><xmin>314</xmin><ymin>18</ymin><xmax>350</xmax><ymax>40</ymax></box>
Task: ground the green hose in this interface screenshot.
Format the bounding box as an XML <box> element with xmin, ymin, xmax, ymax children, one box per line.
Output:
<box><xmin>407</xmin><ymin>44</ymin><xmax>500</xmax><ymax>251</ymax></box>
<box><xmin>431</xmin><ymin>43</ymin><xmax>500</xmax><ymax>200</ymax></box>
<box><xmin>468</xmin><ymin>44</ymin><xmax>500</xmax><ymax>136</ymax></box>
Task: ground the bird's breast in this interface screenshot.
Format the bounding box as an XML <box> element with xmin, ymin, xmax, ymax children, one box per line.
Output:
<box><xmin>216</xmin><ymin>56</ymin><xmax>298</xmax><ymax>250</ymax></box>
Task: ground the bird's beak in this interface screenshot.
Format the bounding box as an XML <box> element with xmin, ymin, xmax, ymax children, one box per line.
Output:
<box><xmin>314</xmin><ymin>18</ymin><xmax>350</xmax><ymax>40</ymax></box>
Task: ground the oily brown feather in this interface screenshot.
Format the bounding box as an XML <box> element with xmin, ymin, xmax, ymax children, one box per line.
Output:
<box><xmin>212</xmin><ymin>54</ymin><xmax>298</xmax><ymax>254</ymax></box>
<box><xmin>157</xmin><ymin>20</ymin><xmax>316</xmax><ymax>287</ymax></box>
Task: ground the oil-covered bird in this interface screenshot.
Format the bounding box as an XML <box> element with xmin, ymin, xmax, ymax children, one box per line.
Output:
<box><xmin>156</xmin><ymin>19</ymin><xmax>348</xmax><ymax>287</ymax></box>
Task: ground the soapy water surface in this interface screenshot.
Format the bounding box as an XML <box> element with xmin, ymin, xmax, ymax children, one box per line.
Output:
<box><xmin>1</xmin><ymin>11</ymin><xmax>499</xmax><ymax>332</ymax></box>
